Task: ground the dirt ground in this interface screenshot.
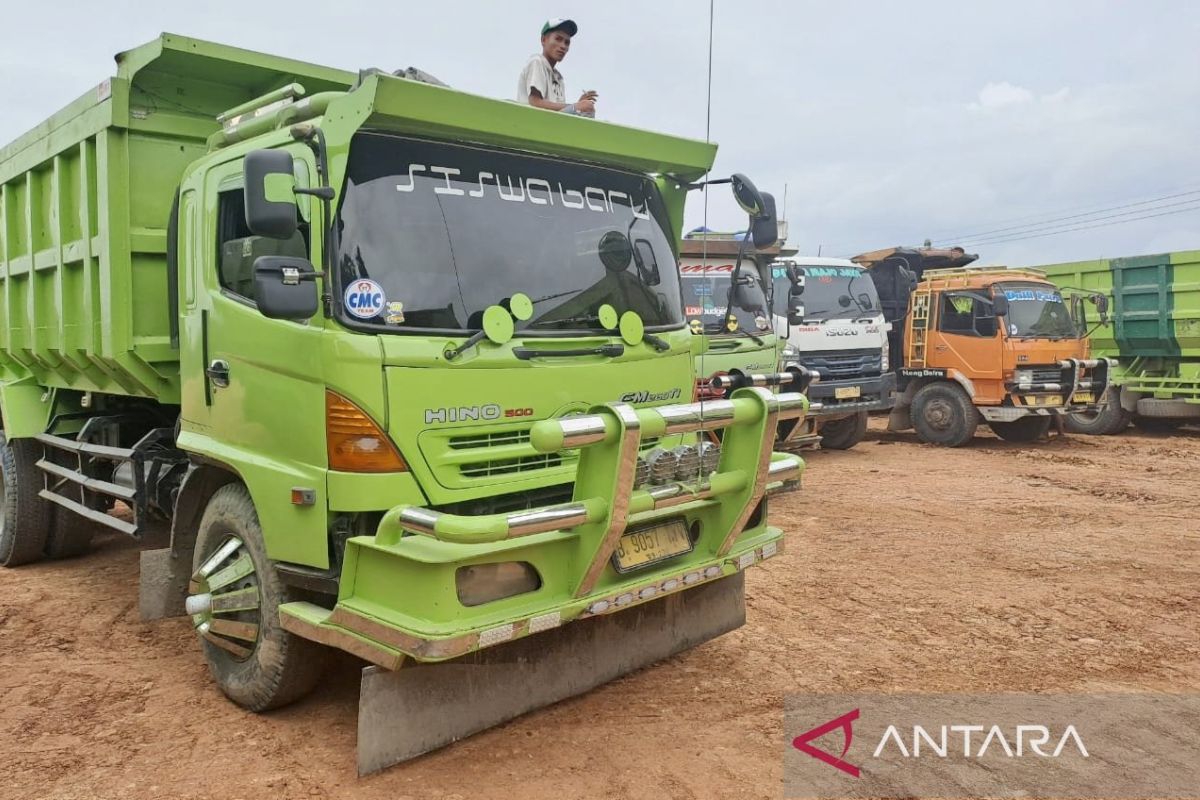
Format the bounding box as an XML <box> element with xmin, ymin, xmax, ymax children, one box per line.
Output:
<box><xmin>2</xmin><ymin>420</ymin><xmax>1198</xmax><ymax>800</ymax></box>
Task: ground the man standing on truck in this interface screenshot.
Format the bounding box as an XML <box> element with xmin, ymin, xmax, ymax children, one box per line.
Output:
<box><xmin>517</xmin><ymin>18</ymin><xmax>597</xmax><ymax>117</ymax></box>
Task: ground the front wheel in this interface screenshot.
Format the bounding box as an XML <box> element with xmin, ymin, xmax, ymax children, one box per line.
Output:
<box><xmin>190</xmin><ymin>483</ymin><xmax>327</xmax><ymax>711</ymax></box>
<box><xmin>911</xmin><ymin>382</ymin><xmax>979</xmax><ymax>447</ymax></box>
<box><xmin>818</xmin><ymin>413</ymin><xmax>868</xmax><ymax>450</ymax></box>
<box><xmin>988</xmin><ymin>415</ymin><xmax>1052</xmax><ymax>442</ymax></box>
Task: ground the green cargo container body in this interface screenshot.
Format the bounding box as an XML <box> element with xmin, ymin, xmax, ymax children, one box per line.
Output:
<box><xmin>0</xmin><ymin>34</ymin><xmax>353</xmax><ymax>413</ymax></box>
<box><xmin>1038</xmin><ymin>249</ymin><xmax>1200</xmax><ymax>406</ymax></box>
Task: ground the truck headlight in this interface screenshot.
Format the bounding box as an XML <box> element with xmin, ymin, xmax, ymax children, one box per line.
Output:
<box><xmin>880</xmin><ymin>342</ymin><xmax>889</xmax><ymax>373</ymax></box>
<box><xmin>782</xmin><ymin>343</ymin><xmax>801</xmax><ymax>364</ymax></box>
<box><xmin>1014</xmin><ymin>369</ymin><xmax>1033</xmax><ymax>384</ymax></box>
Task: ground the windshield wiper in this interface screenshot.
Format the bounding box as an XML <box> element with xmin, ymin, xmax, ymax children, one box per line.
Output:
<box><xmin>530</xmin><ymin>313</ymin><xmax>605</xmax><ymax>330</ymax></box>
<box><xmin>513</xmin><ymin>344</ymin><xmax>625</xmax><ymax>360</ymax></box>
<box><xmin>706</xmin><ymin>323</ymin><xmax>764</xmax><ymax>346</ymax></box>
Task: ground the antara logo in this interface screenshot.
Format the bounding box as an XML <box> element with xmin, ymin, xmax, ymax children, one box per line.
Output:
<box><xmin>792</xmin><ymin>709</ymin><xmax>1089</xmax><ymax>778</ymax></box>
<box><xmin>620</xmin><ymin>388</ymin><xmax>682</xmax><ymax>404</ymax></box>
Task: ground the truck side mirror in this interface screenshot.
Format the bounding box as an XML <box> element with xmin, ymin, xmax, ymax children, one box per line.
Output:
<box><xmin>751</xmin><ymin>192</ymin><xmax>778</xmax><ymax>250</ymax></box>
<box><xmin>730</xmin><ymin>173</ymin><xmax>765</xmax><ymax>217</ymax></box>
<box><xmin>992</xmin><ymin>294</ymin><xmax>1009</xmax><ymax>317</ymax></box>
<box><xmin>787</xmin><ymin>267</ymin><xmax>805</xmax><ymax>293</ymax></box>
<box><xmin>1092</xmin><ymin>293</ymin><xmax>1110</xmax><ymax>325</ymax></box>
<box><xmin>254</xmin><ymin>256</ymin><xmax>319</xmax><ymax>320</ymax></box>
<box><xmin>787</xmin><ymin>283</ymin><xmax>806</xmax><ymax>326</ymax></box>
<box><xmin>633</xmin><ymin>239</ymin><xmax>661</xmax><ymax>286</ymax></box>
<box><xmin>244</xmin><ymin>150</ymin><xmax>298</xmax><ymax>239</ymax></box>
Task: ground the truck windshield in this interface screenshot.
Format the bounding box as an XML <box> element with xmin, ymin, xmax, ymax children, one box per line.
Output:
<box><xmin>333</xmin><ymin>132</ymin><xmax>684</xmax><ymax>334</ymax></box>
<box><xmin>772</xmin><ymin>264</ymin><xmax>878</xmax><ymax>321</ymax></box>
<box><xmin>997</xmin><ymin>282</ymin><xmax>1077</xmax><ymax>339</ymax></box>
<box><xmin>679</xmin><ymin>262</ymin><xmax>770</xmax><ymax>333</ymax></box>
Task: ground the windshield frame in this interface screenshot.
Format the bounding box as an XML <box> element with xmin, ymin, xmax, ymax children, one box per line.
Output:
<box><xmin>679</xmin><ymin>258</ymin><xmax>771</xmax><ymax>335</ymax></box>
<box><xmin>771</xmin><ymin>263</ymin><xmax>881</xmax><ymax>323</ymax></box>
<box><xmin>995</xmin><ymin>281</ymin><xmax>1078</xmax><ymax>340</ymax></box>
<box><xmin>330</xmin><ymin>131</ymin><xmax>685</xmax><ymax>338</ymax></box>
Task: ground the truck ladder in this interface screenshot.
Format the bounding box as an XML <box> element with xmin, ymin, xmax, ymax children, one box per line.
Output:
<box><xmin>909</xmin><ymin>290</ymin><xmax>932</xmax><ymax>367</ymax></box>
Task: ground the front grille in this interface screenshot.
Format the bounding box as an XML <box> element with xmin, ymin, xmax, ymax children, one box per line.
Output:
<box><xmin>449</xmin><ymin>430</ymin><xmax>530</xmax><ymax>449</ymax></box>
<box><xmin>436</xmin><ymin>421</ymin><xmax>657</xmax><ymax>483</ymax></box>
<box><xmin>798</xmin><ymin>349</ymin><xmax>883</xmax><ymax>379</ymax></box>
<box><xmin>459</xmin><ymin>452</ymin><xmax>568</xmax><ymax>478</ymax></box>
<box><xmin>1029</xmin><ymin>366</ymin><xmax>1065</xmax><ymax>383</ymax></box>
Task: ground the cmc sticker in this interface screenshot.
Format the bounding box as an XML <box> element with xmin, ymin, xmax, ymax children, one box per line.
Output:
<box><xmin>344</xmin><ymin>279</ymin><xmax>386</xmax><ymax>319</ymax></box>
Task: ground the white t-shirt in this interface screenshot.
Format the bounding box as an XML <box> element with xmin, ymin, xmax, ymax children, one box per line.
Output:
<box><xmin>517</xmin><ymin>54</ymin><xmax>566</xmax><ymax>104</ymax></box>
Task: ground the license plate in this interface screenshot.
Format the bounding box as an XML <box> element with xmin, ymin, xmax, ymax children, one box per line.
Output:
<box><xmin>1074</xmin><ymin>391</ymin><xmax>1095</xmax><ymax>403</ymax></box>
<box><xmin>835</xmin><ymin>386</ymin><xmax>861</xmax><ymax>399</ymax></box>
<box><xmin>611</xmin><ymin>520</ymin><xmax>693</xmax><ymax>573</ymax></box>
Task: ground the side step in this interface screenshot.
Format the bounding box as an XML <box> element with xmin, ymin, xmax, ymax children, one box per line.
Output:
<box><xmin>356</xmin><ymin>571</ymin><xmax>746</xmax><ymax>775</ymax></box>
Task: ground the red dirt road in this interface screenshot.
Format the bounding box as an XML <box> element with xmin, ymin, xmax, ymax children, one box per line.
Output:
<box><xmin>2</xmin><ymin>422</ymin><xmax>1198</xmax><ymax>799</ymax></box>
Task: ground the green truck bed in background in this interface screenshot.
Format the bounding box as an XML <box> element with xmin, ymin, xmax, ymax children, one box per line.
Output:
<box><xmin>0</xmin><ymin>35</ymin><xmax>353</xmax><ymax>407</ymax></box>
<box><xmin>1037</xmin><ymin>250</ymin><xmax>1200</xmax><ymax>429</ymax></box>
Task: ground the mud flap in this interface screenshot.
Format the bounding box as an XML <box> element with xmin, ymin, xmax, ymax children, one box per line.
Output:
<box><xmin>357</xmin><ymin>571</ymin><xmax>746</xmax><ymax>775</ymax></box>
<box><xmin>138</xmin><ymin>547</ymin><xmax>190</xmax><ymax>621</ymax></box>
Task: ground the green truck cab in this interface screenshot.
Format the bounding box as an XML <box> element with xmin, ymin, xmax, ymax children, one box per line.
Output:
<box><xmin>1038</xmin><ymin>250</ymin><xmax>1200</xmax><ymax>432</ymax></box>
<box><xmin>0</xmin><ymin>33</ymin><xmax>806</xmax><ymax>747</ymax></box>
<box><xmin>677</xmin><ymin>232</ymin><xmax>789</xmax><ymax>397</ymax></box>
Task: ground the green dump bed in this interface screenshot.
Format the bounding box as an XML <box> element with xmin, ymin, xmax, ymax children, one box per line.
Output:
<box><xmin>0</xmin><ymin>34</ymin><xmax>351</xmax><ymax>403</ymax></box>
<box><xmin>1038</xmin><ymin>250</ymin><xmax>1200</xmax><ymax>360</ymax></box>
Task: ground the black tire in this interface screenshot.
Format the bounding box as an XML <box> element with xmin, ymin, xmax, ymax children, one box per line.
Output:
<box><xmin>818</xmin><ymin>413</ymin><xmax>868</xmax><ymax>450</ymax></box>
<box><xmin>44</xmin><ymin>507</ymin><xmax>97</xmax><ymax>560</ymax></box>
<box><xmin>0</xmin><ymin>433</ymin><xmax>53</xmax><ymax>567</ymax></box>
<box><xmin>1132</xmin><ymin>417</ymin><xmax>1183</xmax><ymax>433</ymax></box>
<box><xmin>1064</xmin><ymin>387</ymin><xmax>1130</xmax><ymax>435</ymax></box>
<box><xmin>911</xmin><ymin>382</ymin><xmax>979</xmax><ymax>447</ymax></box>
<box><xmin>191</xmin><ymin>483</ymin><xmax>326</xmax><ymax>711</ymax></box>
<box><xmin>988</xmin><ymin>415</ymin><xmax>1053</xmax><ymax>442</ymax></box>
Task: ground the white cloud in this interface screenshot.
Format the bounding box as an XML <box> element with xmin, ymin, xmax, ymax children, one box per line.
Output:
<box><xmin>973</xmin><ymin>81</ymin><xmax>1035</xmax><ymax>110</ymax></box>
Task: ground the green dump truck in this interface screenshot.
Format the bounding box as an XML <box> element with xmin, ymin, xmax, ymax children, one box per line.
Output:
<box><xmin>0</xmin><ymin>34</ymin><xmax>806</xmax><ymax>772</ymax></box>
<box><xmin>1038</xmin><ymin>250</ymin><xmax>1200</xmax><ymax>433</ymax></box>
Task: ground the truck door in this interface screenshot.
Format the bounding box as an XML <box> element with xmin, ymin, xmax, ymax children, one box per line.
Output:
<box><xmin>931</xmin><ymin>291</ymin><xmax>1003</xmax><ymax>383</ymax></box>
<box><xmin>177</xmin><ymin>148</ymin><xmax>330</xmax><ymax>568</ymax></box>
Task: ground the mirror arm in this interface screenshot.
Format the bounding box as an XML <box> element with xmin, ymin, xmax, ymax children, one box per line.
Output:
<box><xmin>292</xmin><ymin>125</ymin><xmax>336</xmax><ymax>317</ymax></box>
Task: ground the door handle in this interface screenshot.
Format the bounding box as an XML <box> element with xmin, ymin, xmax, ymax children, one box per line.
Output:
<box><xmin>206</xmin><ymin>359</ymin><xmax>231</xmax><ymax>388</ymax></box>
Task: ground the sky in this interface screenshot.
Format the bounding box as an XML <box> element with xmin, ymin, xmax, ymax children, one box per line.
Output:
<box><xmin>1</xmin><ymin>1</ymin><xmax>1197</xmax><ymax>266</ymax></box>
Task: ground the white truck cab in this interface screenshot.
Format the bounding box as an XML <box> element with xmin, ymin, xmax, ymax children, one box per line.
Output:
<box><xmin>772</xmin><ymin>257</ymin><xmax>896</xmax><ymax>449</ymax></box>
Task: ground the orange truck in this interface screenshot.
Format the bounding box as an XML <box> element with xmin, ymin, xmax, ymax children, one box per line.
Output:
<box><xmin>856</xmin><ymin>248</ymin><xmax>1113</xmax><ymax>446</ymax></box>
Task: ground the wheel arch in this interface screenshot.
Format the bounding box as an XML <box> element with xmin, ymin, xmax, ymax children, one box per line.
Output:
<box><xmin>170</xmin><ymin>460</ymin><xmax>242</xmax><ymax>564</ymax></box>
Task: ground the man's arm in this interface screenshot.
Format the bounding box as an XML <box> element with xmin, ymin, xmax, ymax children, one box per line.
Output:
<box><xmin>528</xmin><ymin>87</ymin><xmax>597</xmax><ymax>114</ymax></box>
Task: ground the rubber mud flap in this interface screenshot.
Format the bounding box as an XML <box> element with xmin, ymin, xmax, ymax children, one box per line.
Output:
<box><xmin>357</xmin><ymin>572</ymin><xmax>746</xmax><ymax>775</ymax></box>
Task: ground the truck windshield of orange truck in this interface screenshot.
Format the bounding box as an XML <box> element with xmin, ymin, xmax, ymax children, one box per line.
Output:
<box><xmin>997</xmin><ymin>282</ymin><xmax>1078</xmax><ymax>340</ymax></box>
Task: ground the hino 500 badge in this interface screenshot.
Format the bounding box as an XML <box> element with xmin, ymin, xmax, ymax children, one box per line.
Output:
<box><xmin>344</xmin><ymin>279</ymin><xmax>386</xmax><ymax>319</ymax></box>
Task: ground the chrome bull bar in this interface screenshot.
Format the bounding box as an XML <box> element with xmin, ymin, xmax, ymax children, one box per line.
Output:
<box><xmin>377</xmin><ymin>388</ymin><xmax>807</xmax><ymax>598</ymax></box>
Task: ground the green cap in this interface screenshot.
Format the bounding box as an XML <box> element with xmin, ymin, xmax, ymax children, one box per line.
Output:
<box><xmin>541</xmin><ymin>18</ymin><xmax>578</xmax><ymax>37</ymax></box>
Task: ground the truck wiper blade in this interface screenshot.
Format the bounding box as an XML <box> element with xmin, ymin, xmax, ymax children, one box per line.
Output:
<box><xmin>530</xmin><ymin>314</ymin><xmax>604</xmax><ymax>329</ymax></box>
<box><xmin>513</xmin><ymin>344</ymin><xmax>625</xmax><ymax>360</ymax></box>
<box><xmin>702</xmin><ymin>318</ymin><xmax>766</xmax><ymax>346</ymax></box>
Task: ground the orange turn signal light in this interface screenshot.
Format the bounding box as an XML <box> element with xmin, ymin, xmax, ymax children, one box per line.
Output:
<box><xmin>326</xmin><ymin>390</ymin><xmax>407</xmax><ymax>472</ymax></box>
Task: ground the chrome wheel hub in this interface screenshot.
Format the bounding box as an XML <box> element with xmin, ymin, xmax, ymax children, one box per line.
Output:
<box><xmin>187</xmin><ymin>535</ymin><xmax>262</xmax><ymax>661</ymax></box>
